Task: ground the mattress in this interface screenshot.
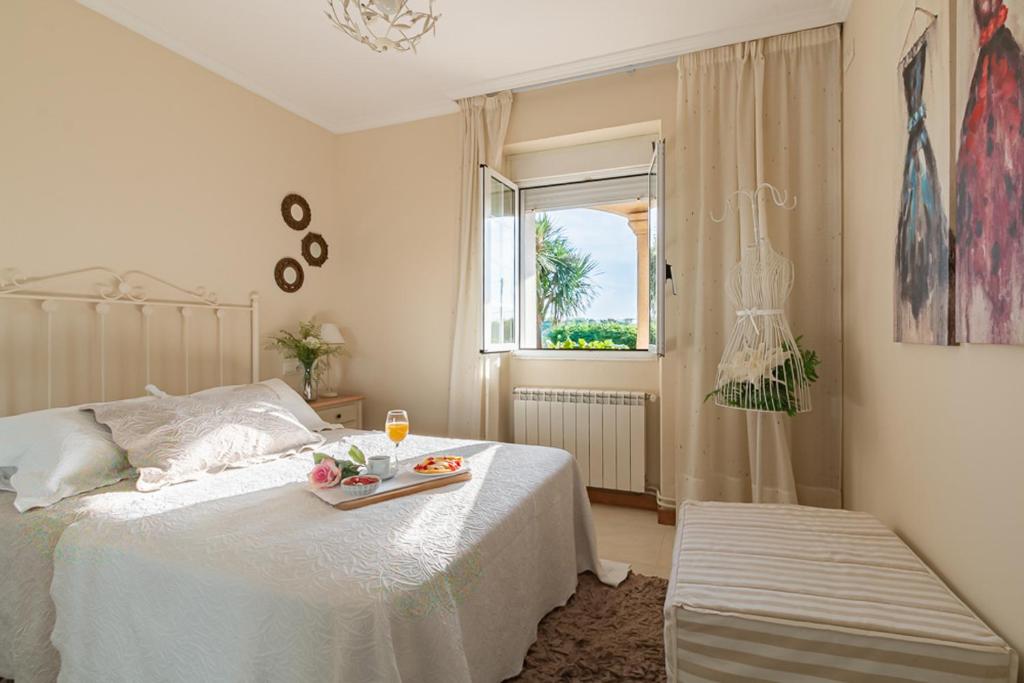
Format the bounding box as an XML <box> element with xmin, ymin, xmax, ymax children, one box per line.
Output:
<box><xmin>665</xmin><ymin>501</ymin><xmax>1019</xmax><ymax>683</ymax></box>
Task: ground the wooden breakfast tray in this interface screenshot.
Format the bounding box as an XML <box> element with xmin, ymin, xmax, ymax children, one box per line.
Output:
<box><xmin>330</xmin><ymin>470</ymin><xmax>471</xmax><ymax>510</ymax></box>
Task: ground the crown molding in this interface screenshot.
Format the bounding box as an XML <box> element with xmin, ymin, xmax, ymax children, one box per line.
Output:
<box><xmin>76</xmin><ymin>0</ymin><xmax>338</xmax><ymax>133</ymax></box>
<box><xmin>446</xmin><ymin>0</ymin><xmax>851</xmax><ymax>101</ymax></box>
<box><xmin>79</xmin><ymin>0</ymin><xmax>851</xmax><ymax>136</ymax></box>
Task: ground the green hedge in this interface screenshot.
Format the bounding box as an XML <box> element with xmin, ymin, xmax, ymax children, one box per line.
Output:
<box><xmin>545</xmin><ymin>321</ymin><xmax>638</xmax><ymax>349</ymax></box>
<box><xmin>544</xmin><ymin>338</ymin><xmax>629</xmax><ymax>350</ymax></box>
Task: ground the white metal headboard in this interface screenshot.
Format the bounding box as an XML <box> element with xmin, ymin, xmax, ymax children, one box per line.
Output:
<box><xmin>0</xmin><ymin>267</ymin><xmax>259</xmax><ymax>409</ymax></box>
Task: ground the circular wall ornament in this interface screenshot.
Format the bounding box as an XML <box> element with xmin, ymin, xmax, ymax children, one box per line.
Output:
<box><xmin>274</xmin><ymin>257</ymin><xmax>305</xmax><ymax>293</ymax></box>
<box><xmin>281</xmin><ymin>194</ymin><xmax>311</xmax><ymax>231</ymax></box>
<box><xmin>301</xmin><ymin>232</ymin><xmax>329</xmax><ymax>267</ymax></box>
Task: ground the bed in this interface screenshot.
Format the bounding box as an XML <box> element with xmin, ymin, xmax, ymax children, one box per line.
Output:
<box><xmin>0</xmin><ymin>268</ymin><xmax>625</xmax><ymax>683</ymax></box>
<box><xmin>664</xmin><ymin>501</ymin><xmax>1019</xmax><ymax>683</ymax></box>
<box><xmin>3</xmin><ymin>431</ymin><xmax>618</xmax><ymax>682</ymax></box>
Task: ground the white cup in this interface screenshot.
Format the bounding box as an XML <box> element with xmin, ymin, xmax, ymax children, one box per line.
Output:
<box><xmin>366</xmin><ymin>454</ymin><xmax>396</xmax><ymax>479</ymax></box>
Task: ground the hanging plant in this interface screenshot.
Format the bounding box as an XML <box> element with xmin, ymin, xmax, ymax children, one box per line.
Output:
<box><xmin>704</xmin><ymin>336</ymin><xmax>820</xmax><ymax>417</ymax></box>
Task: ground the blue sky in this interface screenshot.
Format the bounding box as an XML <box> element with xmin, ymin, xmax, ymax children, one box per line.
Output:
<box><xmin>544</xmin><ymin>208</ymin><xmax>637</xmax><ymax>321</ymax></box>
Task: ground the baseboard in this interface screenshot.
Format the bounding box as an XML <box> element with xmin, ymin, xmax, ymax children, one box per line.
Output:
<box><xmin>586</xmin><ymin>487</ymin><xmax>657</xmax><ymax>510</ymax></box>
<box><xmin>586</xmin><ymin>487</ymin><xmax>676</xmax><ymax>526</ymax></box>
<box><xmin>657</xmin><ymin>507</ymin><xmax>676</xmax><ymax>526</ymax></box>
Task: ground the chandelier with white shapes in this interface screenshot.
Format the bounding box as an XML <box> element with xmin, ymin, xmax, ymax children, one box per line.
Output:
<box><xmin>325</xmin><ymin>0</ymin><xmax>440</xmax><ymax>53</ymax></box>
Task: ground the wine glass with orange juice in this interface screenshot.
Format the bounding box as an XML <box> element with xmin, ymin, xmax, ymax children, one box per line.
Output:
<box><xmin>385</xmin><ymin>410</ymin><xmax>409</xmax><ymax>452</ymax></box>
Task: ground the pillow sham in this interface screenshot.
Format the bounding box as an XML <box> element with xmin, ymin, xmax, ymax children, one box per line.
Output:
<box><xmin>148</xmin><ymin>378</ymin><xmax>338</xmax><ymax>432</ymax></box>
<box><xmin>86</xmin><ymin>393</ymin><xmax>324</xmax><ymax>491</ymax></box>
<box><xmin>0</xmin><ymin>406</ymin><xmax>134</xmax><ymax>512</ymax></box>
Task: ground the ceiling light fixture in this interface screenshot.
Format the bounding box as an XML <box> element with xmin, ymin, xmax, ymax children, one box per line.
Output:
<box><xmin>324</xmin><ymin>0</ymin><xmax>440</xmax><ymax>54</ymax></box>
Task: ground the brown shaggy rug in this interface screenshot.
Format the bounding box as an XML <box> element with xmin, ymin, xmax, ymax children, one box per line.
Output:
<box><xmin>508</xmin><ymin>571</ymin><xmax>668</xmax><ymax>682</ymax></box>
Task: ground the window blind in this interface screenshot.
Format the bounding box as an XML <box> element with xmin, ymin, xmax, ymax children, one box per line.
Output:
<box><xmin>522</xmin><ymin>174</ymin><xmax>649</xmax><ymax>212</ymax></box>
<box><xmin>507</xmin><ymin>132</ymin><xmax>656</xmax><ymax>183</ymax></box>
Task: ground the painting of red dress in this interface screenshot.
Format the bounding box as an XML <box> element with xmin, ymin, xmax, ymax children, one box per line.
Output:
<box><xmin>956</xmin><ymin>0</ymin><xmax>1024</xmax><ymax>344</ymax></box>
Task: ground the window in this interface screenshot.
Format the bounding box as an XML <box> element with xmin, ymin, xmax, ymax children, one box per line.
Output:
<box><xmin>481</xmin><ymin>167</ymin><xmax>518</xmax><ymax>352</ymax></box>
<box><xmin>481</xmin><ymin>140</ymin><xmax>666</xmax><ymax>355</ymax></box>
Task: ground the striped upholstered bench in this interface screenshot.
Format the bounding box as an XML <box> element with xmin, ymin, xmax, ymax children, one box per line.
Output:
<box><xmin>664</xmin><ymin>501</ymin><xmax>1018</xmax><ymax>682</ymax></box>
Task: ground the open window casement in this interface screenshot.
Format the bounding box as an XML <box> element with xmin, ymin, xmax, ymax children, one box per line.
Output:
<box><xmin>480</xmin><ymin>165</ymin><xmax>519</xmax><ymax>353</ymax></box>
<box><xmin>649</xmin><ymin>139</ymin><xmax>667</xmax><ymax>356</ymax></box>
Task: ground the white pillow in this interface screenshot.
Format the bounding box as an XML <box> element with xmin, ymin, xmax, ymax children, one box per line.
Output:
<box><xmin>86</xmin><ymin>391</ymin><xmax>325</xmax><ymax>491</ymax></box>
<box><xmin>258</xmin><ymin>379</ymin><xmax>338</xmax><ymax>431</ymax></box>
<box><xmin>149</xmin><ymin>378</ymin><xmax>338</xmax><ymax>432</ymax></box>
<box><xmin>0</xmin><ymin>407</ymin><xmax>134</xmax><ymax>512</ymax></box>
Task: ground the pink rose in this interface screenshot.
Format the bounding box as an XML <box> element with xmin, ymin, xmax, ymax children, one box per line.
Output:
<box><xmin>308</xmin><ymin>459</ymin><xmax>342</xmax><ymax>489</ymax></box>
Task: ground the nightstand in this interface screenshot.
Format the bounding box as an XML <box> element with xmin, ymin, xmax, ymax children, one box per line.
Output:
<box><xmin>308</xmin><ymin>395</ymin><xmax>364</xmax><ymax>429</ymax></box>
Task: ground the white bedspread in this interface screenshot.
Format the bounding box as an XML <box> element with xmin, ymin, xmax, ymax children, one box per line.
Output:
<box><xmin>43</xmin><ymin>433</ymin><xmax>622</xmax><ymax>683</ymax></box>
<box><xmin>2</xmin><ymin>432</ymin><xmax>372</xmax><ymax>683</ymax></box>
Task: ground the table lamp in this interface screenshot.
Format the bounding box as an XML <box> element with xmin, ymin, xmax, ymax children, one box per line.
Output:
<box><xmin>319</xmin><ymin>323</ymin><xmax>346</xmax><ymax>398</ymax></box>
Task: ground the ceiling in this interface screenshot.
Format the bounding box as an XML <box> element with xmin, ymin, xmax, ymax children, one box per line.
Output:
<box><xmin>78</xmin><ymin>0</ymin><xmax>850</xmax><ymax>134</ymax></box>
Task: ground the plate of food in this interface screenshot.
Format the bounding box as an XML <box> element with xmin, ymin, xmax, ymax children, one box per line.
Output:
<box><xmin>411</xmin><ymin>455</ymin><xmax>465</xmax><ymax>477</ymax></box>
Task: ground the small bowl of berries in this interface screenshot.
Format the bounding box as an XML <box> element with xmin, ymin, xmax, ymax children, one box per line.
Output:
<box><xmin>340</xmin><ymin>474</ymin><xmax>381</xmax><ymax>497</ymax></box>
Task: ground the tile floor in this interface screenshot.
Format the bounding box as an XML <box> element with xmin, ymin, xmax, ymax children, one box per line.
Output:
<box><xmin>590</xmin><ymin>503</ymin><xmax>675</xmax><ymax>579</ymax></box>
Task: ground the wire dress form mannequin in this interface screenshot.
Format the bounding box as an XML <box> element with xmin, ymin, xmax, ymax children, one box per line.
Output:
<box><xmin>711</xmin><ymin>184</ymin><xmax>811</xmax><ymax>502</ymax></box>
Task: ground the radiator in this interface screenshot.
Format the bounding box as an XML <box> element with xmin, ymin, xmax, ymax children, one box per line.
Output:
<box><xmin>512</xmin><ymin>387</ymin><xmax>650</xmax><ymax>493</ymax></box>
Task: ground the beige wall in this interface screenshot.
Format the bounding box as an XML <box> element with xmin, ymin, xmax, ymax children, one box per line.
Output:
<box><xmin>333</xmin><ymin>65</ymin><xmax>676</xmax><ymax>491</ymax></box>
<box><xmin>332</xmin><ymin>114</ymin><xmax>462</xmax><ymax>437</ymax></box>
<box><xmin>1</xmin><ymin>0</ymin><xmax>341</xmax><ymax>413</ymax></box>
<box><xmin>505</xmin><ymin>64</ymin><xmax>676</xmax><ymax>146</ymax></box>
<box><xmin>843</xmin><ymin>0</ymin><xmax>1024</xmax><ymax>660</ymax></box>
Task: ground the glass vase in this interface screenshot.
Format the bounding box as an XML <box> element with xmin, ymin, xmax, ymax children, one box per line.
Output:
<box><xmin>302</xmin><ymin>362</ymin><xmax>317</xmax><ymax>402</ymax></box>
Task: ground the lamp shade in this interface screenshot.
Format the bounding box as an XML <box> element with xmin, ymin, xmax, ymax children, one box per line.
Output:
<box><xmin>320</xmin><ymin>323</ymin><xmax>346</xmax><ymax>345</ymax></box>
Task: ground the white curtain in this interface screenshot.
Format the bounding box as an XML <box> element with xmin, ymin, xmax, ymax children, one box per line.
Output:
<box><xmin>447</xmin><ymin>91</ymin><xmax>513</xmax><ymax>440</ymax></box>
<box><xmin>671</xmin><ymin>25</ymin><xmax>842</xmax><ymax>507</ymax></box>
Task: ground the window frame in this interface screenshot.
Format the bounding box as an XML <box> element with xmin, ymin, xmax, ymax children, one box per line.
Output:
<box><xmin>651</xmin><ymin>139</ymin><xmax>667</xmax><ymax>357</ymax></box>
<box><xmin>480</xmin><ymin>164</ymin><xmax>520</xmax><ymax>354</ymax></box>
<box><xmin>479</xmin><ymin>139</ymin><xmax>667</xmax><ymax>358</ymax></box>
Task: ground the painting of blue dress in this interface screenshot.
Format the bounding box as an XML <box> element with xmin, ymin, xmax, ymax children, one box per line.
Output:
<box><xmin>895</xmin><ymin>31</ymin><xmax>955</xmax><ymax>345</ymax></box>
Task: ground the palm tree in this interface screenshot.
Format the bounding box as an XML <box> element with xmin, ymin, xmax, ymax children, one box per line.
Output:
<box><xmin>535</xmin><ymin>213</ymin><xmax>600</xmax><ymax>346</ymax></box>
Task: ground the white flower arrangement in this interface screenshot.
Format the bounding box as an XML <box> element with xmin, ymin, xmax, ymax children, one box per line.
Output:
<box><xmin>718</xmin><ymin>343</ymin><xmax>791</xmax><ymax>385</ymax></box>
<box><xmin>266</xmin><ymin>320</ymin><xmax>341</xmax><ymax>380</ymax></box>
<box><xmin>706</xmin><ymin>336</ymin><xmax>820</xmax><ymax>416</ymax></box>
